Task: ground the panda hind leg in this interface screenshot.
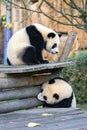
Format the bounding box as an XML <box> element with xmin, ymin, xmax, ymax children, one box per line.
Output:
<box><xmin>22</xmin><ymin>46</ymin><xmax>39</xmax><ymax>65</ymax></box>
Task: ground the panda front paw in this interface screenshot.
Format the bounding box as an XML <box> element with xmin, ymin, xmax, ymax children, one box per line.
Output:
<box><xmin>43</xmin><ymin>60</ymin><xmax>49</xmax><ymax>64</ymax></box>
<box><xmin>40</xmin><ymin>60</ymin><xmax>49</xmax><ymax>64</ymax></box>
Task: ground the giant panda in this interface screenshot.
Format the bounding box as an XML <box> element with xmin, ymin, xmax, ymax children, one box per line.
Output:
<box><xmin>37</xmin><ymin>77</ymin><xmax>76</xmax><ymax>108</ymax></box>
<box><xmin>7</xmin><ymin>23</ymin><xmax>60</xmax><ymax>65</ymax></box>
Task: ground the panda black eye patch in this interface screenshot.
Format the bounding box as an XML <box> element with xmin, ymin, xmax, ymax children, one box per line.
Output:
<box><xmin>49</xmin><ymin>78</ymin><xmax>55</xmax><ymax>84</ymax></box>
<box><xmin>43</xmin><ymin>96</ymin><xmax>47</xmax><ymax>100</ymax></box>
<box><xmin>53</xmin><ymin>93</ymin><xmax>59</xmax><ymax>100</ymax></box>
<box><xmin>47</xmin><ymin>33</ymin><xmax>55</xmax><ymax>38</ymax></box>
<box><xmin>52</xmin><ymin>43</ymin><xmax>57</xmax><ymax>49</ymax></box>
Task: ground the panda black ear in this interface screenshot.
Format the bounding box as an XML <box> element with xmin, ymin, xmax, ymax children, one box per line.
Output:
<box><xmin>47</xmin><ymin>33</ymin><xmax>55</xmax><ymax>38</ymax></box>
<box><xmin>53</xmin><ymin>93</ymin><xmax>59</xmax><ymax>100</ymax></box>
<box><xmin>49</xmin><ymin>78</ymin><xmax>55</xmax><ymax>84</ymax></box>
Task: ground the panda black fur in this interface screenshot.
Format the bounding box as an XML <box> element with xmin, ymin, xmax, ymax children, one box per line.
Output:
<box><xmin>7</xmin><ymin>23</ymin><xmax>60</xmax><ymax>65</ymax></box>
<box><xmin>37</xmin><ymin>77</ymin><xmax>76</xmax><ymax>108</ymax></box>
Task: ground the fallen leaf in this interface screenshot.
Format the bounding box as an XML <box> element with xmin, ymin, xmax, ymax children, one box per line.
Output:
<box><xmin>42</xmin><ymin>113</ymin><xmax>53</xmax><ymax>116</ymax></box>
<box><xmin>27</xmin><ymin>122</ymin><xmax>41</xmax><ymax>127</ymax></box>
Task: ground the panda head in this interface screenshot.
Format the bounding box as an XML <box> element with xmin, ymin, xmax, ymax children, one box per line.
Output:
<box><xmin>37</xmin><ymin>78</ymin><xmax>76</xmax><ymax>107</ymax></box>
<box><xmin>46</xmin><ymin>32</ymin><xmax>60</xmax><ymax>54</ymax></box>
<box><xmin>33</xmin><ymin>23</ymin><xmax>60</xmax><ymax>54</ymax></box>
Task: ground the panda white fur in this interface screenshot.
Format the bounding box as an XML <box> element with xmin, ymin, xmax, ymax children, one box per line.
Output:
<box><xmin>7</xmin><ymin>23</ymin><xmax>60</xmax><ymax>65</ymax></box>
<box><xmin>38</xmin><ymin>77</ymin><xmax>76</xmax><ymax>108</ymax></box>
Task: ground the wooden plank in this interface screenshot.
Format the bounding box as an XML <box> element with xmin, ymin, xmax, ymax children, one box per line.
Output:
<box><xmin>0</xmin><ymin>86</ymin><xmax>41</xmax><ymax>101</ymax></box>
<box><xmin>0</xmin><ymin>108</ymin><xmax>87</xmax><ymax>130</ymax></box>
<box><xmin>0</xmin><ymin>61</ymin><xmax>76</xmax><ymax>74</ymax></box>
<box><xmin>0</xmin><ymin>73</ymin><xmax>57</xmax><ymax>89</ymax></box>
<box><xmin>0</xmin><ymin>98</ymin><xmax>42</xmax><ymax>114</ymax></box>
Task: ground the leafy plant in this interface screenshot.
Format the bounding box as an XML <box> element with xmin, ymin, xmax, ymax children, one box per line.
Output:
<box><xmin>60</xmin><ymin>51</ymin><xmax>87</xmax><ymax>105</ymax></box>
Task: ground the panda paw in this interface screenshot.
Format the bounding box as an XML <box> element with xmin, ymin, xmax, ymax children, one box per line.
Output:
<box><xmin>40</xmin><ymin>60</ymin><xmax>49</xmax><ymax>64</ymax></box>
<box><xmin>43</xmin><ymin>60</ymin><xmax>49</xmax><ymax>64</ymax></box>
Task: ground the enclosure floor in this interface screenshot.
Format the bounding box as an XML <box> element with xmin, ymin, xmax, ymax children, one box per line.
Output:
<box><xmin>0</xmin><ymin>108</ymin><xmax>87</xmax><ymax>130</ymax></box>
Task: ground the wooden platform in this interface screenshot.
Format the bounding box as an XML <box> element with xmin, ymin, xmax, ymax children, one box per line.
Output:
<box><xmin>0</xmin><ymin>62</ymin><xmax>76</xmax><ymax>113</ymax></box>
<box><xmin>0</xmin><ymin>108</ymin><xmax>87</xmax><ymax>130</ymax></box>
<box><xmin>0</xmin><ymin>62</ymin><xmax>76</xmax><ymax>74</ymax></box>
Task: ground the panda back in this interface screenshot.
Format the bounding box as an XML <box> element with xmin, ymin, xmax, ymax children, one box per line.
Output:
<box><xmin>7</xmin><ymin>28</ymin><xmax>30</xmax><ymax>65</ymax></box>
<box><xmin>8</xmin><ymin>28</ymin><xmax>30</xmax><ymax>46</ymax></box>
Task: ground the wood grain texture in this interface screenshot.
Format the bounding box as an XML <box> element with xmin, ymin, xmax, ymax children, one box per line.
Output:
<box><xmin>0</xmin><ymin>62</ymin><xmax>76</xmax><ymax>74</ymax></box>
<box><xmin>0</xmin><ymin>62</ymin><xmax>76</xmax><ymax>89</ymax></box>
<box><xmin>58</xmin><ymin>31</ymin><xmax>77</xmax><ymax>62</ymax></box>
<box><xmin>0</xmin><ymin>97</ymin><xmax>42</xmax><ymax>113</ymax></box>
<box><xmin>0</xmin><ymin>86</ymin><xmax>41</xmax><ymax>101</ymax></box>
<box><xmin>0</xmin><ymin>108</ymin><xmax>87</xmax><ymax>130</ymax></box>
<box><xmin>0</xmin><ymin>73</ymin><xmax>59</xmax><ymax>89</ymax></box>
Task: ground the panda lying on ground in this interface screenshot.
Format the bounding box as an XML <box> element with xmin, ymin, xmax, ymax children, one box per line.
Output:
<box><xmin>7</xmin><ymin>23</ymin><xmax>60</xmax><ymax>65</ymax></box>
<box><xmin>38</xmin><ymin>77</ymin><xmax>76</xmax><ymax>108</ymax></box>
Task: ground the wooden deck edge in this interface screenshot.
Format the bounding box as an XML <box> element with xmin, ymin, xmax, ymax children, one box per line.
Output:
<box><xmin>0</xmin><ymin>61</ymin><xmax>76</xmax><ymax>74</ymax></box>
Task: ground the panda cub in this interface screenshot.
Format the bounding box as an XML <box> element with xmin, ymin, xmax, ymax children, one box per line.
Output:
<box><xmin>38</xmin><ymin>77</ymin><xmax>76</xmax><ymax>108</ymax></box>
<box><xmin>7</xmin><ymin>23</ymin><xmax>60</xmax><ymax>65</ymax></box>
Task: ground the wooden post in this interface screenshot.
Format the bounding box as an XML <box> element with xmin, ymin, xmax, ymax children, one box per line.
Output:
<box><xmin>58</xmin><ymin>31</ymin><xmax>77</xmax><ymax>62</ymax></box>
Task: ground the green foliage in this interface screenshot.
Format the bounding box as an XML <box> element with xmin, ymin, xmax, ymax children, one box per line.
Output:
<box><xmin>0</xmin><ymin>15</ymin><xmax>6</xmax><ymax>26</ymax></box>
<box><xmin>0</xmin><ymin>0</ymin><xmax>6</xmax><ymax>3</ymax></box>
<box><xmin>60</xmin><ymin>51</ymin><xmax>87</xmax><ymax>105</ymax></box>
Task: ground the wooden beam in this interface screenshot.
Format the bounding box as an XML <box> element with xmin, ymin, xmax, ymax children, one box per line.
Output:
<box><xmin>58</xmin><ymin>31</ymin><xmax>77</xmax><ymax>62</ymax></box>
<box><xmin>0</xmin><ymin>61</ymin><xmax>76</xmax><ymax>74</ymax></box>
<box><xmin>0</xmin><ymin>97</ymin><xmax>42</xmax><ymax>114</ymax></box>
<box><xmin>0</xmin><ymin>73</ymin><xmax>59</xmax><ymax>89</ymax></box>
<box><xmin>0</xmin><ymin>86</ymin><xmax>41</xmax><ymax>101</ymax></box>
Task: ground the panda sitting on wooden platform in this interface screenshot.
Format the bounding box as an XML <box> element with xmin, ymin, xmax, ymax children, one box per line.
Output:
<box><xmin>38</xmin><ymin>77</ymin><xmax>76</xmax><ymax>108</ymax></box>
<box><xmin>7</xmin><ymin>23</ymin><xmax>60</xmax><ymax>65</ymax></box>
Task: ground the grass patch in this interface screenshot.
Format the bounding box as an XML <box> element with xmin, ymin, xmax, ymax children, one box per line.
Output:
<box><xmin>77</xmin><ymin>104</ymin><xmax>87</xmax><ymax>110</ymax></box>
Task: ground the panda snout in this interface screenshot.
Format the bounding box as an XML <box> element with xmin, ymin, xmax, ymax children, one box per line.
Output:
<box><xmin>51</xmin><ymin>48</ymin><xmax>59</xmax><ymax>54</ymax></box>
<box><xmin>53</xmin><ymin>51</ymin><xmax>58</xmax><ymax>54</ymax></box>
<box><xmin>51</xmin><ymin>50</ymin><xmax>58</xmax><ymax>54</ymax></box>
<box><xmin>37</xmin><ymin>93</ymin><xmax>45</xmax><ymax>101</ymax></box>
